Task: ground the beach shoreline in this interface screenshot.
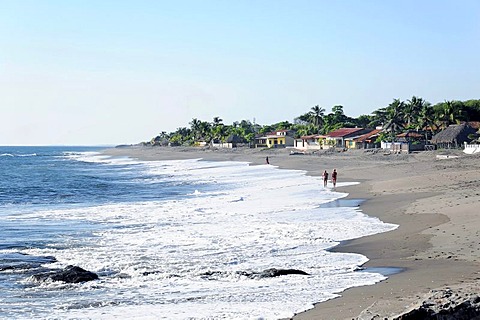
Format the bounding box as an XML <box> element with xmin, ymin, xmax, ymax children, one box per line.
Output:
<box><xmin>102</xmin><ymin>146</ymin><xmax>480</xmax><ymax>319</ymax></box>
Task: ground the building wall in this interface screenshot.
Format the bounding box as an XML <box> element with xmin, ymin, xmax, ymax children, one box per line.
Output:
<box><xmin>294</xmin><ymin>138</ymin><xmax>322</xmax><ymax>150</ymax></box>
<box><xmin>345</xmin><ymin>140</ymin><xmax>356</xmax><ymax>149</ymax></box>
<box><xmin>464</xmin><ymin>143</ymin><xmax>480</xmax><ymax>154</ymax></box>
<box><xmin>266</xmin><ymin>137</ymin><xmax>284</xmax><ymax>148</ymax></box>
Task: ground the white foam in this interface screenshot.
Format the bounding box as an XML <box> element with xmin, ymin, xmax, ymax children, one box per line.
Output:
<box><xmin>1</xmin><ymin>153</ymin><xmax>37</xmax><ymax>157</ymax></box>
<box><xmin>13</xmin><ymin>157</ymin><xmax>397</xmax><ymax>319</ymax></box>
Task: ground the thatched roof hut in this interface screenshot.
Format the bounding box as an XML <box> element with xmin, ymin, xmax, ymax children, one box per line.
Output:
<box><xmin>430</xmin><ymin>123</ymin><xmax>477</xmax><ymax>148</ymax></box>
<box><xmin>225</xmin><ymin>134</ymin><xmax>246</xmax><ymax>147</ymax></box>
<box><xmin>226</xmin><ymin>134</ymin><xmax>245</xmax><ymax>144</ymax></box>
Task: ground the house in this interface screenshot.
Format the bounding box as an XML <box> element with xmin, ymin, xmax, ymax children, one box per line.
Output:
<box><xmin>225</xmin><ymin>134</ymin><xmax>245</xmax><ymax>148</ymax></box>
<box><xmin>255</xmin><ymin>130</ymin><xmax>295</xmax><ymax>148</ymax></box>
<box><xmin>294</xmin><ymin>134</ymin><xmax>327</xmax><ymax>150</ymax></box>
<box><xmin>430</xmin><ymin>123</ymin><xmax>477</xmax><ymax>149</ymax></box>
<box><xmin>326</xmin><ymin>128</ymin><xmax>372</xmax><ymax>149</ymax></box>
<box><xmin>380</xmin><ymin>130</ymin><xmax>431</xmax><ymax>153</ymax></box>
<box><xmin>211</xmin><ymin>134</ymin><xmax>246</xmax><ymax>148</ymax></box>
<box><xmin>463</xmin><ymin>122</ymin><xmax>480</xmax><ymax>154</ymax></box>
<box><xmin>464</xmin><ymin>142</ymin><xmax>480</xmax><ymax>154</ymax></box>
<box><xmin>396</xmin><ymin>131</ymin><xmax>424</xmax><ymax>142</ymax></box>
<box><xmin>352</xmin><ymin>129</ymin><xmax>382</xmax><ymax>149</ymax></box>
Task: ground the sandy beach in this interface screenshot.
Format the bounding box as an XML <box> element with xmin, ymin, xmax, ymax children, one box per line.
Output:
<box><xmin>103</xmin><ymin>146</ymin><xmax>480</xmax><ymax>319</ymax></box>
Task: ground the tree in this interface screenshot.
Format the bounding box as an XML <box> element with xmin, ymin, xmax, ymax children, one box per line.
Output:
<box><xmin>405</xmin><ymin>96</ymin><xmax>425</xmax><ymax>128</ymax></box>
<box><xmin>274</xmin><ymin>121</ymin><xmax>293</xmax><ymax>130</ymax></box>
<box><xmin>415</xmin><ymin>101</ymin><xmax>435</xmax><ymax>140</ymax></box>
<box><xmin>370</xmin><ymin>107</ymin><xmax>388</xmax><ymax>128</ymax></box>
<box><xmin>321</xmin><ymin>113</ymin><xmax>343</xmax><ymax>134</ymax></box>
<box><xmin>331</xmin><ymin>105</ymin><xmax>347</xmax><ymax>124</ymax></box>
<box><xmin>149</xmin><ymin>97</ymin><xmax>480</xmax><ymax>148</ymax></box>
<box><xmin>463</xmin><ymin>99</ymin><xmax>480</xmax><ymax>121</ymax></box>
<box><xmin>150</xmin><ymin>131</ymin><xmax>170</xmax><ymax>146</ymax></box>
<box><xmin>210</xmin><ymin>116</ymin><xmax>225</xmax><ymax>143</ymax></box>
<box><xmin>189</xmin><ymin>118</ymin><xmax>202</xmax><ymax>141</ymax></box>
<box><xmin>199</xmin><ymin>121</ymin><xmax>212</xmax><ymax>141</ymax></box>
<box><xmin>293</xmin><ymin>123</ymin><xmax>317</xmax><ymax>137</ymax></box>
<box><xmin>212</xmin><ymin>124</ymin><xmax>227</xmax><ymax>142</ymax></box>
<box><xmin>383</xmin><ymin>99</ymin><xmax>405</xmax><ymax>140</ymax></box>
<box><xmin>436</xmin><ymin>100</ymin><xmax>464</xmax><ymax>129</ymax></box>
<box><xmin>212</xmin><ymin>116</ymin><xmax>223</xmax><ymax>126</ymax></box>
<box><xmin>169</xmin><ymin>127</ymin><xmax>192</xmax><ymax>146</ymax></box>
<box><xmin>355</xmin><ymin>114</ymin><xmax>374</xmax><ymax>128</ymax></box>
<box><xmin>294</xmin><ymin>112</ymin><xmax>311</xmax><ymax>125</ymax></box>
<box><xmin>308</xmin><ymin>105</ymin><xmax>325</xmax><ymax>132</ymax></box>
<box><xmin>258</xmin><ymin>125</ymin><xmax>275</xmax><ymax>135</ymax></box>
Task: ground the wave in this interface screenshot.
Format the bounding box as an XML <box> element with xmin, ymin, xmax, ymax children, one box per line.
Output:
<box><xmin>0</xmin><ymin>153</ymin><xmax>37</xmax><ymax>157</ymax></box>
<box><xmin>18</xmin><ymin>153</ymin><xmax>37</xmax><ymax>157</ymax></box>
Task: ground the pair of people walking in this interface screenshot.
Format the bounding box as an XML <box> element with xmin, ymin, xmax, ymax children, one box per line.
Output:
<box><xmin>322</xmin><ymin>169</ymin><xmax>337</xmax><ymax>187</ymax></box>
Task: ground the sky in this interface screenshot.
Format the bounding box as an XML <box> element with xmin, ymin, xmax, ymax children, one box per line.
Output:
<box><xmin>1</xmin><ymin>0</ymin><xmax>479</xmax><ymax>145</ymax></box>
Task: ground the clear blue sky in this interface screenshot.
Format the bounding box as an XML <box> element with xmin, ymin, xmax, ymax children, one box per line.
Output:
<box><xmin>1</xmin><ymin>0</ymin><xmax>479</xmax><ymax>145</ymax></box>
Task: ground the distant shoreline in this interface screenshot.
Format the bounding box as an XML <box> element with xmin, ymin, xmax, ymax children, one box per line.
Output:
<box><xmin>102</xmin><ymin>146</ymin><xmax>480</xmax><ymax>319</ymax></box>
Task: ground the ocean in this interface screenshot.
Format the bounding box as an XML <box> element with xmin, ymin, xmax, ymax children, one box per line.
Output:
<box><xmin>0</xmin><ymin>146</ymin><xmax>397</xmax><ymax>319</ymax></box>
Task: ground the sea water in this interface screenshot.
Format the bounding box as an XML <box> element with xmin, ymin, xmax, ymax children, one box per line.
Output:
<box><xmin>0</xmin><ymin>146</ymin><xmax>397</xmax><ymax>319</ymax></box>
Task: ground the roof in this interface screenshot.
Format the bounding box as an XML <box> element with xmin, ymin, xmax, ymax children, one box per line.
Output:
<box><xmin>353</xmin><ymin>129</ymin><xmax>381</xmax><ymax>142</ymax></box>
<box><xmin>467</xmin><ymin>121</ymin><xmax>480</xmax><ymax>129</ymax></box>
<box><xmin>299</xmin><ymin>134</ymin><xmax>327</xmax><ymax>139</ymax></box>
<box><xmin>396</xmin><ymin>131</ymin><xmax>423</xmax><ymax>138</ymax></box>
<box><xmin>327</xmin><ymin>128</ymin><xmax>365</xmax><ymax>138</ymax></box>
<box><xmin>430</xmin><ymin>123</ymin><xmax>477</xmax><ymax>144</ymax></box>
<box><xmin>262</xmin><ymin>129</ymin><xmax>295</xmax><ymax>136</ymax></box>
<box><xmin>266</xmin><ymin>135</ymin><xmax>287</xmax><ymax>138</ymax></box>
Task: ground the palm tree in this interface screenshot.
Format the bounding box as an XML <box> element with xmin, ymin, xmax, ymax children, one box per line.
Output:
<box><xmin>210</xmin><ymin>116</ymin><xmax>225</xmax><ymax>144</ymax></box>
<box><xmin>189</xmin><ymin>118</ymin><xmax>202</xmax><ymax>141</ymax></box>
<box><xmin>199</xmin><ymin>121</ymin><xmax>212</xmax><ymax>142</ymax></box>
<box><xmin>439</xmin><ymin>100</ymin><xmax>464</xmax><ymax>128</ymax></box>
<box><xmin>331</xmin><ymin>105</ymin><xmax>346</xmax><ymax>124</ymax></box>
<box><xmin>405</xmin><ymin>96</ymin><xmax>425</xmax><ymax>128</ymax></box>
<box><xmin>415</xmin><ymin>101</ymin><xmax>435</xmax><ymax>140</ymax></box>
<box><xmin>383</xmin><ymin>99</ymin><xmax>405</xmax><ymax>140</ymax></box>
<box><xmin>309</xmin><ymin>105</ymin><xmax>325</xmax><ymax>131</ymax></box>
<box><xmin>274</xmin><ymin>121</ymin><xmax>293</xmax><ymax>130</ymax></box>
<box><xmin>371</xmin><ymin>107</ymin><xmax>388</xmax><ymax>128</ymax></box>
<box><xmin>294</xmin><ymin>112</ymin><xmax>312</xmax><ymax>125</ymax></box>
<box><xmin>212</xmin><ymin>116</ymin><xmax>223</xmax><ymax>126</ymax></box>
<box><xmin>321</xmin><ymin>113</ymin><xmax>342</xmax><ymax>134</ymax></box>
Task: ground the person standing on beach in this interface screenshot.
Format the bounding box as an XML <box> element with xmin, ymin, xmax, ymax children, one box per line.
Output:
<box><xmin>265</xmin><ymin>156</ymin><xmax>269</xmax><ymax>164</ymax></box>
<box><xmin>331</xmin><ymin>169</ymin><xmax>337</xmax><ymax>188</ymax></box>
<box><xmin>322</xmin><ymin>170</ymin><xmax>328</xmax><ymax>187</ymax></box>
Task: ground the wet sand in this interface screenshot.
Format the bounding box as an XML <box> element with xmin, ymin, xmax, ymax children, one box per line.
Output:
<box><xmin>103</xmin><ymin>146</ymin><xmax>480</xmax><ymax>319</ymax></box>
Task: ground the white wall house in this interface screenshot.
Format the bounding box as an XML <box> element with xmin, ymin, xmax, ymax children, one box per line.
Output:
<box><xmin>464</xmin><ymin>142</ymin><xmax>480</xmax><ymax>154</ymax></box>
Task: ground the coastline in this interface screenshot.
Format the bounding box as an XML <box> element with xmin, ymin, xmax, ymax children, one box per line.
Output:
<box><xmin>102</xmin><ymin>146</ymin><xmax>480</xmax><ymax>319</ymax></box>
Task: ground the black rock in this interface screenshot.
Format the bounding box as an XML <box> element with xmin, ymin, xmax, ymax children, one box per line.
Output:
<box><xmin>199</xmin><ymin>268</ymin><xmax>309</xmax><ymax>280</ymax></box>
<box><xmin>256</xmin><ymin>268</ymin><xmax>310</xmax><ymax>278</ymax></box>
<box><xmin>238</xmin><ymin>268</ymin><xmax>310</xmax><ymax>279</ymax></box>
<box><xmin>33</xmin><ymin>265</ymin><xmax>98</xmax><ymax>283</ymax></box>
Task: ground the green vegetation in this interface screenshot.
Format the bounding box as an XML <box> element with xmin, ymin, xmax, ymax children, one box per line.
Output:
<box><xmin>149</xmin><ymin>97</ymin><xmax>480</xmax><ymax>146</ymax></box>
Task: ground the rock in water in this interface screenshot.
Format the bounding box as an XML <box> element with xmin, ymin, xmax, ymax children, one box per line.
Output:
<box><xmin>238</xmin><ymin>268</ymin><xmax>310</xmax><ymax>279</ymax></box>
<box><xmin>258</xmin><ymin>268</ymin><xmax>310</xmax><ymax>278</ymax></box>
<box><xmin>33</xmin><ymin>265</ymin><xmax>98</xmax><ymax>283</ymax></box>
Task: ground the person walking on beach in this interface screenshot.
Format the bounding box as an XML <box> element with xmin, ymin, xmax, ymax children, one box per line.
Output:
<box><xmin>322</xmin><ymin>170</ymin><xmax>328</xmax><ymax>187</ymax></box>
<box><xmin>265</xmin><ymin>156</ymin><xmax>269</xmax><ymax>164</ymax></box>
<box><xmin>331</xmin><ymin>169</ymin><xmax>337</xmax><ymax>188</ymax></box>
